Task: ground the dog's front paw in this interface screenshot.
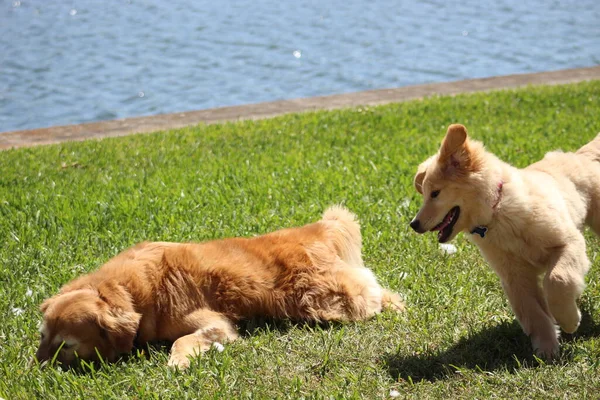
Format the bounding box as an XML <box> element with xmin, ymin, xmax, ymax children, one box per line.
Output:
<box><xmin>382</xmin><ymin>290</ymin><xmax>405</xmax><ymax>313</ymax></box>
<box><xmin>557</xmin><ymin>308</ymin><xmax>581</xmax><ymax>334</ymax></box>
<box><xmin>532</xmin><ymin>333</ymin><xmax>560</xmax><ymax>359</ymax></box>
<box><xmin>168</xmin><ymin>352</ymin><xmax>191</xmax><ymax>369</ymax></box>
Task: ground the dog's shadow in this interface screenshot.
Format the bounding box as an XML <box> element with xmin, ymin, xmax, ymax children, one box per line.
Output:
<box><xmin>133</xmin><ymin>316</ymin><xmax>334</xmax><ymax>360</ymax></box>
<box><xmin>384</xmin><ymin>308</ymin><xmax>600</xmax><ymax>383</ymax></box>
<box><xmin>238</xmin><ymin>316</ymin><xmax>299</xmax><ymax>338</ymax></box>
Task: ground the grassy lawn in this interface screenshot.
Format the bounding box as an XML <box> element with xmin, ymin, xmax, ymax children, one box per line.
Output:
<box><xmin>1</xmin><ymin>81</ymin><xmax>600</xmax><ymax>399</ymax></box>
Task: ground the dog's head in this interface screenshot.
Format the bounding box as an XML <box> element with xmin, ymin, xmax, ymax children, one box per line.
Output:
<box><xmin>36</xmin><ymin>284</ymin><xmax>141</xmax><ymax>368</ymax></box>
<box><xmin>410</xmin><ymin>124</ymin><xmax>489</xmax><ymax>243</ymax></box>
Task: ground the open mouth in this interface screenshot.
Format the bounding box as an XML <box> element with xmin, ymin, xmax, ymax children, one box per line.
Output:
<box><xmin>430</xmin><ymin>206</ymin><xmax>460</xmax><ymax>243</ymax></box>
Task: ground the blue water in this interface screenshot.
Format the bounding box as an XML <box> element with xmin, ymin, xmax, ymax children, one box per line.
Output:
<box><xmin>1</xmin><ymin>0</ymin><xmax>599</xmax><ymax>132</ymax></box>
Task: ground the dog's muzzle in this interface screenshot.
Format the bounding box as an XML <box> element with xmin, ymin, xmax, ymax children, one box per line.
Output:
<box><xmin>409</xmin><ymin>219</ymin><xmax>425</xmax><ymax>233</ymax></box>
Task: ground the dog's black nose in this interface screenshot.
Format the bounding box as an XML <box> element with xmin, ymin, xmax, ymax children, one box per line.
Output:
<box><xmin>409</xmin><ymin>219</ymin><xmax>421</xmax><ymax>232</ymax></box>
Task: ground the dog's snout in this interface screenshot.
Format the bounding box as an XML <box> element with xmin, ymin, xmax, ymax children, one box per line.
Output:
<box><xmin>33</xmin><ymin>349</ymin><xmax>49</xmax><ymax>367</ymax></box>
<box><xmin>35</xmin><ymin>348</ymin><xmax>48</xmax><ymax>363</ymax></box>
<box><xmin>410</xmin><ymin>219</ymin><xmax>423</xmax><ymax>233</ymax></box>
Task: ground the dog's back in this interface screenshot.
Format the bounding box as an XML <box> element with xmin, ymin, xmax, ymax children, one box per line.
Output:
<box><xmin>577</xmin><ymin>132</ymin><xmax>600</xmax><ymax>163</ymax></box>
<box><xmin>576</xmin><ymin>133</ymin><xmax>600</xmax><ymax>234</ymax></box>
<box><xmin>524</xmin><ymin>133</ymin><xmax>600</xmax><ymax>234</ymax></box>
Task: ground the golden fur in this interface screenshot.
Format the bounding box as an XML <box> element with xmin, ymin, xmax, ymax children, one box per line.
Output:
<box><xmin>410</xmin><ymin>124</ymin><xmax>600</xmax><ymax>357</ymax></box>
<box><xmin>36</xmin><ymin>206</ymin><xmax>404</xmax><ymax>368</ymax></box>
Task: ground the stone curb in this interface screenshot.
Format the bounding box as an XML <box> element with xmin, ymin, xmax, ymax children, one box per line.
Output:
<box><xmin>2</xmin><ymin>65</ymin><xmax>599</xmax><ymax>150</ymax></box>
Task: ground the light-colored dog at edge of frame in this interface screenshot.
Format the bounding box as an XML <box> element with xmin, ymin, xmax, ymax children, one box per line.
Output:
<box><xmin>410</xmin><ymin>123</ymin><xmax>600</xmax><ymax>358</ymax></box>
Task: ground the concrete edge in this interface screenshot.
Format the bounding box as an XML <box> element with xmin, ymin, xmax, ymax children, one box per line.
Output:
<box><xmin>2</xmin><ymin>65</ymin><xmax>599</xmax><ymax>150</ymax></box>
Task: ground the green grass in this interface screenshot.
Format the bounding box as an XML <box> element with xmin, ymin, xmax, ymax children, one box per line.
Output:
<box><xmin>1</xmin><ymin>81</ymin><xmax>600</xmax><ymax>399</ymax></box>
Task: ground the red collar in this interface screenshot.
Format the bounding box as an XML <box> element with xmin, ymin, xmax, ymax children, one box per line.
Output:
<box><xmin>492</xmin><ymin>181</ymin><xmax>503</xmax><ymax>210</ymax></box>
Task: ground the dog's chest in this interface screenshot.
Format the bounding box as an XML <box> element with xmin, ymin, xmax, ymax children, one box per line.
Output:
<box><xmin>469</xmin><ymin>228</ymin><xmax>553</xmax><ymax>269</ymax></box>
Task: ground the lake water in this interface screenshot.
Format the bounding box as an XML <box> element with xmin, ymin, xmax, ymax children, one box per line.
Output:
<box><xmin>1</xmin><ymin>0</ymin><xmax>599</xmax><ymax>132</ymax></box>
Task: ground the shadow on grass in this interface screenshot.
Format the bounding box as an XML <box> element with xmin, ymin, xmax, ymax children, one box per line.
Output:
<box><xmin>238</xmin><ymin>316</ymin><xmax>342</xmax><ymax>338</ymax></box>
<box><xmin>127</xmin><ymin>317</ymin><xmax>301</xmax><ymax>362</ymax></box>
<box><xmin>238</xmin><ymin>316</ymin><xmax>297</xmax><ymax>338</ymax></box>
<box><xmin>385</xmin><ymin>308</ymin><xmax>600</xmax><ymax>383</ymax></box>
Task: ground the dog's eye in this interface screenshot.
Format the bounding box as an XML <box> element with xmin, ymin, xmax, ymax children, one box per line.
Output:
<box><xmin>431</xmin><ymin>190</ymin><xmax>441</xmax><ymax>198</ymax></box>
<box><xmin>40</xmin><ymin>332</ymin><xmax>45</xmax><ymax>340</ymax></box>
<box><xmin>62</xmin><ymin>342</ymin><xmax>74</xmax><ymax>350</ymax></box>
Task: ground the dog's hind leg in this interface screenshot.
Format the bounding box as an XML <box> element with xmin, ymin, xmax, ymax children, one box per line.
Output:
<box><xmin>320</xmin><ymin>267</ymin><xmax>404</xmax><ymax>321</ymax></box>
<box><xmin>589</xmin><ymin>213</ymin><xmax>600</xmax><ymax>237</ymax></box>
<box><xmin>543</xmin><ymin>237</ymin><xmax>589</xmax><ymax>334</ymax></box>
<box><xmin>586</xmin><ymin>193</ymin><xmax>600</xmax><ymax>237</ymax></box>
<box><xmin>338</xmin><ymin>266</ymin><xmax>384</xmax><ymax>320</ymax></box>
<box><xmin>168</xmin><ymin>309</ymin><xmax>239</xmax><ymax>369</ymax></box>
<box><xmin>302</xmin><ymin>267</ymin><xmax>382</xmax><ymax>322</ymax></box>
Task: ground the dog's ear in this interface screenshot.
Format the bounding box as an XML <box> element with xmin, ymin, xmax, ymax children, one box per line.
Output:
<box><xmin>96</xmin><ymin>282</ymin><xmax>141</xmax><ymax>354</ymax></box>
<box><xmin>97</xmin><ymin>305</ymin><xmax>141</xmax><ymax>354</ymax></box>
<box><xmin>40</xmin><ymin>295</ymin><xmax>58</xmax><ymax>314</ymax></box>
<box><xmin>438</xmin><ymin>124</ymin><xmax>474</xmax><ymax>172</ymax></box>
<box><xmin>414</xmin><ymin>155</ymin><xmax>435</xmax><ymax>194</ymax></box>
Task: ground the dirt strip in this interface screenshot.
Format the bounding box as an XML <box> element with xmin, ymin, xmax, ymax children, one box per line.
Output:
<box><xmin>2</xmin><ymin>65</ymin><xmax>600</xmax><ymax>150</ymax></box>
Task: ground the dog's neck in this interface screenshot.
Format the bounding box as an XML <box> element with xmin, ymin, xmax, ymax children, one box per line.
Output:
<box><xmin>470</xmin><ymin>179</ymin><xmax>504</xmax><ymax>238</ymax></box>
<box><xmin>491</xmin><ymin>180</ymin><xmax>504</xmax><ymax>210</ymax></box>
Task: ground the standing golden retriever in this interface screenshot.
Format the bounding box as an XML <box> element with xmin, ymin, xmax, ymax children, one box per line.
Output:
<box><xmin>410</xmin><ymin>124</ymin><xmax>600</xmax><ymax>358</ymax></box>
<box><xmin>36</xmin><ymin>206</ymin><xmax>403</xmax><ymax>368</ymax></box>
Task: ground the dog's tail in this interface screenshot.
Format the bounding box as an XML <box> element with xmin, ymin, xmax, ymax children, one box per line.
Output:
<box><xmin>576</xmin><ymin>132</ymin><xmax>600</xmax><ymax>162</ymax></box>
<box><xmin>321</xmin><ymin>205</ymin><xmax>363</xmax><ymax>268</ymax></box>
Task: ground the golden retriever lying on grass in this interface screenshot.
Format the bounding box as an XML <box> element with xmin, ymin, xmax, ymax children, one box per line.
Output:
<box><xmin>36</xmin><ymin>206</ymin><xmax>404</xmax><ymax>368</ymax></box>
<box><xmin>410</xmin><ymin>124</ymin><xmax>600</xmax><ymax>358</ymax></box>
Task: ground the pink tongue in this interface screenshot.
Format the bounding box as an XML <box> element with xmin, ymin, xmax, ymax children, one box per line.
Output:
<box><xmin>434</xmin><ymin>213</ymin><xmax>452</xmax><ymax>231</ymax></box>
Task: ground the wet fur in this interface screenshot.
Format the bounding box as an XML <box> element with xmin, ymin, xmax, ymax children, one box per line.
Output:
<box><xmin>411</xmin><ymin>124</ymin><xmax>600</xmax><ymax>357</ymax></box>
<box><xmin>36</xmin><ymin>206</ymin><xmax>404</xmax><ymax>368</ymax></box>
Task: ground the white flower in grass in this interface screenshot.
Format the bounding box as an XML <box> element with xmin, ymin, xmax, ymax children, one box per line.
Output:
<box><xmin>25</xmin><ymin>288</ymin><xmax>33</xmax><ymax>297</ymax></box>
<box><xmin>390</xmin><ymin>389</ymin><xmax>401</xmax><ymax>398</ymax></box>
<box><xmin>72</xmin><ymin>264</ymin><xmax>85</xmax><ymax>273</ymax></box>
<box><xmin>439</xmin><ymin>243</ymin><xmax>457</xmax><ymax>255</ymax></box>
<box><xmin>12</xmin><ymin>307</ymin><xmax>24</xmax><ymax>316</ymax></box>
<box><xmin>212</xmin><ymin>342</ymin><xmax>225</xmax><ymax>352</ymax></box>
